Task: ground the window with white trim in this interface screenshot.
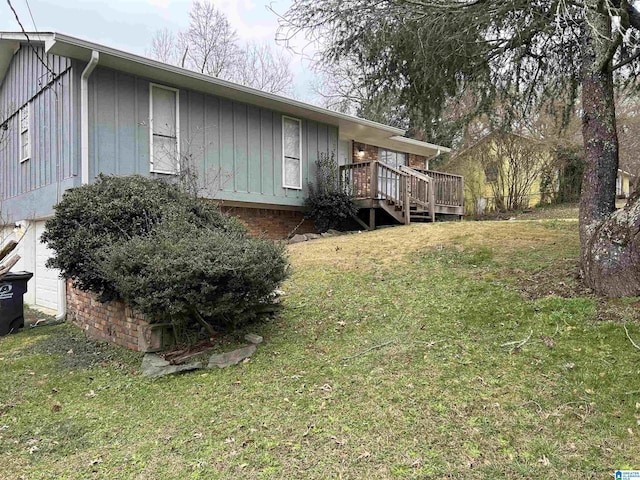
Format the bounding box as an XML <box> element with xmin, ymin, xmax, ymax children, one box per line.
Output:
<box><xmin>19</xmin><ymin>104</ymin><xmax>30</xmax><ymax>163</ymax></box>
<box><xmin>150</xmin><ymin>84</ymin><xmax>180</xmax><ymax>174</ymax></box>
<box><xmin>282</xmin><ymin>116</ymin><xmax>302</xmax><ymax>189</ymax></box>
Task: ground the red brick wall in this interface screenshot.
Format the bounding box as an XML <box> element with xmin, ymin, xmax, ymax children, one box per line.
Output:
<box><xmin>408</xmin><ymin>153</ymin><xmax>428</xmax><ymax>169</ymax></box>
<box><xmin>352</xmin><ymin>141</ymin><xmax>427</xmax><ymax>169</ymax></box>
<box><xmin>353</xmin><ymin>142</ymin><xmax>378</xmax><ymax>163</ymax></box>
<box><xmin>66</xmin><ymin>281</ymin><xmax>154</xmax><ymax>352</ymax></box>
<box><xmin>221</xmin><ymin>206</ymin><xmax>315</xmax><ymax>239</ymax></box>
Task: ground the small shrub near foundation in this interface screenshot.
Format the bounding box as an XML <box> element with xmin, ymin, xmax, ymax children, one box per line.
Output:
<box><xmin>305</xmin><ymin>152</ymin><xmax>358</xmax><ymax>232</ymax></box>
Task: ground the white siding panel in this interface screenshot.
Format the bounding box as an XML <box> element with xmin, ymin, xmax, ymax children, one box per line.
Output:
<box><xmin>34</xmin><ymin>221</ymin><xmax>59</xmax><ymax>311</ymax></box>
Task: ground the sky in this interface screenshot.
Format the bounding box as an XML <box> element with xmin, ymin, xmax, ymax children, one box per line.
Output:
<box><xmin>0</xmin><ymin>0</ymin><xmax>318</xmax><ymax>101</ymax></box>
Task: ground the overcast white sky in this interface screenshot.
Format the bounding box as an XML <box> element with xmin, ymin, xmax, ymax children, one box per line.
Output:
<box><xmin>0</xmin><ymin>0</ymin><xmax>318</xmax><ymax>101</ymax></box>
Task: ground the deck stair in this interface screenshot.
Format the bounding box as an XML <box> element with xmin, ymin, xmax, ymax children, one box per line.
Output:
<box><xmin>340</xmin><ymin>160</ymin><xmax>464</xmax><ymax>229</ymax></box>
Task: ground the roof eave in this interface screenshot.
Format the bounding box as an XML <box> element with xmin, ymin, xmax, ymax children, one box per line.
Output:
<box><xmin>0</xmin><ymin>31</ymin><xmax>450</xmax><ymax>157</ymax></box>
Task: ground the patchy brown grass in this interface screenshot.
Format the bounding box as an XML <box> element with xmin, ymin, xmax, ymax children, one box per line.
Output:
<box><xmin>289</xmin><ymin>219</ymin><xmax>577</xmax><ymax>271</ymax></box>
<box><xmin>2</xmin><ymin>215</ymin><xmax>640</xmax><ymax>479</ymax></box>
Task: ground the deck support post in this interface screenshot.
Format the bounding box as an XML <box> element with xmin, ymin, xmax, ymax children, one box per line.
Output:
<box><xmin>403</xmin><ymin>175</ymin><xmax>410</xmax><ymax>225</ymax></box>
<box><xmin>460</xmin><ymin>177</ymin><xmax>465</xmax><ymax>216</ymax></box>
<box><xmin>429</xmin><ymin>176</ymin><xmax>436</xmax><ymax>223</ymax></box>
<box><xmin>369</xmin><ymin>208</ymin><xmax>376</xmax><ymax>230</ymax></box>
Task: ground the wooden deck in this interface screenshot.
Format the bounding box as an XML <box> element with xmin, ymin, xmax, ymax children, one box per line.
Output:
<box><xmin>340</xmin><ymin>161</ymin><xmax>464</xmax><ymax>229</ymax></box>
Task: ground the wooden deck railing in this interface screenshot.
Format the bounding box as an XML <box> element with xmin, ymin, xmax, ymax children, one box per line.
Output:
<box><xmin>340</xmin><ymin>161</ymin><xmax>464</xmax><ymax>223</ymax></box>
<box><xmin>340</xmin><ymin>161</ymin><xmax>373</xmax><ymax>199</ymax></box>
<box><xmin>377</xmin><ymin>162</ymin><xmax>407</xmax><ymax>208</ymax></box>
<box><xmin>413</xmin><ymin>168</ymin><xmax>464</xmax><ymax>207</ymax></box>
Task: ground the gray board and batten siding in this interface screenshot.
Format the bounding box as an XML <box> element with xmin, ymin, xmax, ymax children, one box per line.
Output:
<box><xmin>0</xmin><ymin>45</ymin><xmax>339</xmax><ymax>224</ymax></box>
<box><xmin>0</xmin><ymin>45</ymin><xmax>79</xmax><ymax>221</ymax></box>
<box><xmin>88</xmin><ymin>66</ymin><xmax>339</xmax><ymax>207</ymax></box>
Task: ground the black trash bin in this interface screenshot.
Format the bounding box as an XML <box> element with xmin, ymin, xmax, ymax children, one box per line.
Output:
<box><xmin>0</xmin><ymin>271</ymin><xmax>34</xmax><ymax>336</ymax></box>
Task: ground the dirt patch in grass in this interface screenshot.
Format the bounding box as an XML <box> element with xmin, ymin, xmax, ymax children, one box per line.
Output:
<box><xmin>595</xmin><ymin>298</ymin><xmax>640</xmax><ymax>324</ymax></box>
<box><xmin>508</xmin><ymin>259</ymin><xmax>593</xmax><ymax>300</ymax></box>
<box><xmin>24</xmin><ymin>305</ymin><xmax>56</xmax><ymax>325</ymax></box>
<box><xmin>27</xmin><ymin>323</ymin><xmax>142</xmax><ymax>370</ymax></box>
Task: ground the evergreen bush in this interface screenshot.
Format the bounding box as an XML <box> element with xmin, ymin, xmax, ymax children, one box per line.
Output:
<box><xmin>305</xmin><ymin>153</ymin><xmax>358</xmax><ymax>232</ymax></box>
<box><xmin>42</xmin><ymin>174</ymin><xmax>288</xmax><ymax>335</ymax></box>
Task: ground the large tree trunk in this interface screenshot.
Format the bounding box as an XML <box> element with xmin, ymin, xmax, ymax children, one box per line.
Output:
<box><xmin>580</xmin><ymin>3</ymin><xmax>640</xmax><ymax>296</ymax></box>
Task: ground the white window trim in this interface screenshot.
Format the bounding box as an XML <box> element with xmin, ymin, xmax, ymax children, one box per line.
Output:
<box><xmin>149</xmin><ymin>83</ymin><xmax>180</xmax><ymax>174</ymax></box>
<box><xmin>19</xmin><ymin>103</ymin><xmax>31</xmax><ymax>163</ymax></box>
<box><xmin>282</xmin><ymin>115</ymin><xmax>302</xmax><ymax>190</ymax></box>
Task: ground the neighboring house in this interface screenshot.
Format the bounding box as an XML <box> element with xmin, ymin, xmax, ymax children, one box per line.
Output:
<box><xmin>617</xmin><ymin>169</ymin><xmax>635</xmax><ymax>198</ymax></box>
<box><xmin>444</xmin><ymin>132</ymin><xmax>555</xmax><ymax>216</ymax></box>
<box><xmin>0</xmin><ymin>32</ymin><xmax>453</xmax><ymax>316</ymax></box>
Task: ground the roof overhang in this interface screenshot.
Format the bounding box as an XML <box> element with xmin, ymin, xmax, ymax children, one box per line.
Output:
<box><xmin>0</xmin><ymin>31</ymin><xmax>450</xmax><ymax>157</ymax></box>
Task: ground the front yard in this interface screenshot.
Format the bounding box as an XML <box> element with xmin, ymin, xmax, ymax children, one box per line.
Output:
<box><xmin>1</xmin><ymin>216</ymin><xmax>639</xmax><ymax>478</ymax></box>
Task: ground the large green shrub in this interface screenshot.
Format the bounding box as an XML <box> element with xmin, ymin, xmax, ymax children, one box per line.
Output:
<box><xmin>305</xmin><ymin>153</ymin><xmax>358</xmax><ymax>232</ymax></box>
<box><xmin>43</xmin><ymin>174</ymin><xmax>288</xmax><ymax>334</ymax></box>
<box><xmin>42</xmin><ymin>174</ymin><xmax>240</xmax><ymax>301</ymax></box>
<box><xmin>101</xmin><ymin>217</ymin><xmax>288</xmax><ymax>331</ymax></box>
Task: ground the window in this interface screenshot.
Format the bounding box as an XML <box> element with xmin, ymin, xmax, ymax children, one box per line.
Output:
<box><xmin>379</xmin><ymin>148</ymin><xmax>407</xmax><ymax>169</ymax></box>
<box><xmin>484</xmin><ymin>163</ymin><xmax>499</xmax><ymax>183</ymax></box>
<box><xmin>150</xmin><ymin>84</ymin><xmax>180</xmax><ymax>174</ymax></box>
<box><xmin>19</xmin><ymin>104</ymin><xmax>30</xmax><ymax>163</ymax></box>
<box><xmin>282</xmin><ymin>116</ymin><xmax>302</xmax><ymax>189</ymax></box>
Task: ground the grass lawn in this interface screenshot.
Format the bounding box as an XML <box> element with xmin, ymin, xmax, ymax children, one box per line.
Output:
<box><xmin>2</xmin><ymin>214</ymin><xmax>640</xmax><ymax>478</ymax></box>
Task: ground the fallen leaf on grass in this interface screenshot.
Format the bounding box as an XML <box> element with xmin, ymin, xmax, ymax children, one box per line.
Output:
<box><xmin>51</xmin><ymin>404</ymin><xmax>61</xmax><ymax>413</ymax></box>
<box><xmin>541</xmin><ymin>336</ymin><xmax>555</xmax><ymax>348</ymax></box>
<box><xmin>357</xmin><ymin>451</ymin><xmax>370</xmax><ymax>460</ymax></box>
<box><xmin>86</xmin><ymin>390</ymin><xmax>96</xmax><ymax>398</ymax></box>
<box><xmin>331</xmin><ymin>436</ymin><xmax>346</xmax><ymax>446</ymax></box>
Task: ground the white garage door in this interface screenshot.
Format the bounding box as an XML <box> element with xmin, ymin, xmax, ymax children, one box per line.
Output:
<box><xmin>34</xmin><ymin>221</ymin><xmax>60</xmax><ymax>311</ymax></box>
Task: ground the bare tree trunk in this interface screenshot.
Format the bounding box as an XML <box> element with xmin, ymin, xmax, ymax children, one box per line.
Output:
<box><xmin>580</xmin><ymin>5</ymin><xmax>640</xmax><ymax>296</ymax></box>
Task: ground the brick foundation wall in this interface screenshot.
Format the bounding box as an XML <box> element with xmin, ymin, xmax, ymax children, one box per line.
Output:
<box><xmin>66</xmin><ymin>281</ymin><xmax>171</xmax><ymax>352</ymax></box>
<box><xmin>221</xmin><ymin>206</ymin><xmax>316</xmax><ymax>239</ymax></box>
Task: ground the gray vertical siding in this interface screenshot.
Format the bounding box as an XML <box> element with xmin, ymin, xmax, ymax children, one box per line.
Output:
<box><xmin>89</xmin><ymin>67</ymin><xmax>149</xmax><ymax>179</ymax></box>
<box><xmin>0</xmin><ymin>44</ymin><xmax>77</xmax><ymax>220</ymax></box>
<box><xmin>89</xmin><ymin>67</ymin><xmax>338</xmax><ymax>206</ymax></box>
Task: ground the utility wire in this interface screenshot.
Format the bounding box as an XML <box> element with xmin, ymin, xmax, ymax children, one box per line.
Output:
<box><xmin>6</xmin><ymin>0</ymin><xmax>55</xmax><ymax>78</ymax></box>
<box><xmin>23</xmin><ymin>0</ymin><xmax>38</xmax><ymax>32</ymax></box>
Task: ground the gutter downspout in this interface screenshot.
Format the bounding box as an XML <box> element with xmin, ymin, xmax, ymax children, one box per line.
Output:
<box><xmin>56</xmin><ymin>50</ymin><xmax>99</xmax><ymax>322</ymax></box>
<box><xmin>81</xmin><ymin>50</ymin><xmax>99</xmax><ymax>185</ymax></box>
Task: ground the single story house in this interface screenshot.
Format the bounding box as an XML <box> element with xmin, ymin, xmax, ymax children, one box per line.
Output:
<box><xmin>0</xmin><ymin>31</ymin><xmax>460</xmax><ymax>319</ymax></box>
<box><xmin>617</xmin><ymin>169</ymin><xmax>635</xmax><ymax>198</ymax></box>
<box><xmin>443</xmin><ymin>132</ymin><xmax>555</xmax><ymax>216</ymax></box>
